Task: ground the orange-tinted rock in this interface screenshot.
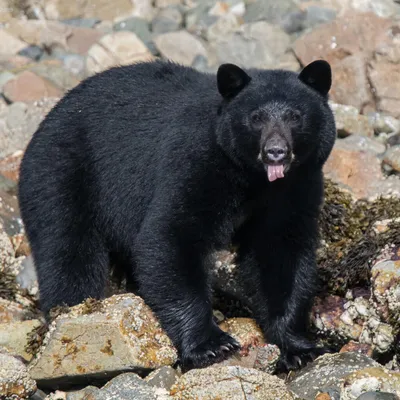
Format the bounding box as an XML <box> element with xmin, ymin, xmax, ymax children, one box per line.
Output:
<box><xmin>339</xmin><ymin>340</ymin><xmax>373</xmax><ymax>357</ymax></box>
<box><xmin>0</xmin><ymin>151</ymin><xmax>23</xmax><ymax>182</ymax></box>
<box><xmin>3</xmin><ymin>71</ymin><xmax>63</xmax><ymax>103</ymax></box>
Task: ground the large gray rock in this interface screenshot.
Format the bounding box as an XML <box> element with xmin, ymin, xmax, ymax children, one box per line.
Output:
<box><xmin>83</xmin><ymin>373</ymin><xmax>171</xmax><ymax>400</ymax></box>
<box><xmin>170</xmin><ymin>366</ymin><xmax>294</xmax><ymax>399</ymax></box>
<box><xmin>29</xmin><ymin>294</ymin><xmax>177</xmax><ymax>388</ymax></box>
<box><xmin>208</xmin><ymin>21</ymin><xmax>291</xmax><ymax>69</ymax></box>
<box><xmin>288</xmin><ymin>352</ymin><xmax>380</xmax><ymax>400</ymax></box>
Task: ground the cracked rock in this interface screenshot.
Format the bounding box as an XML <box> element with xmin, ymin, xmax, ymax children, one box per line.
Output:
<box><xmin>170</xmin><ymin>365</ymin><xmax>294</xmax><ymax>399</ymax></box>
<box><xmin>29</xmin><ymin>294</ymin><xmax>177</xmax><ymax>388</ymax></box>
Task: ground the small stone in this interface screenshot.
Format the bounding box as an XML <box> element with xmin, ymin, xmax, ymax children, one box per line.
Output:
<box><xmin>17</xmin><ymin>45</ymin><xmax>44</xmax><ymax>61</ymax></box>
<box><xmin>154</xmin><ymin>30</ymin><xmax>208</xmax><ymax>66</ymax></box>
<box><xmin>170</xmin><ymin>366</ymin><xmax>294</xmax><ymax>399</ymax></box>
<box><xmin>0</xmin><ymin>71</ymin><xmax>16</xmax><ymax>92</ymax></box>
<box><xmin>340</xmin><ymin>341</ymin><xmax>373</xmax><ymax>357</ymax></box>
<box><xmin>219</xmin><ymin>318</ymin><xmax>264</xmax><ymax>355</ymax></box>
<box><xmin>341</xmin><ymin>367</ymin><xmax>400</xmax><ymax>399</ymax></box>
<box><xmin>0</xmin><ymin>353</ymin><xmax>37</xmax><ymax>398</ymax></box>
<box><xmin>151</xmin><ymin>6</ymin><xmax>183</xmax><ymax>34</ymax></box>
<box><xmin>383</xmin><ymin>146</ymin><xmax>400</xmax><ymax>173</ymax></box>
<box><xmin>145</xmin><ymin>366</ymin><xmax>179</xmax><ymax>390</ymax></box>
<box><xmin>113</xmin><ymin>17</ymin><xmax>152</xmax><ymax>46</ymax></box>
<box><xmin>86</xmin><ymin>31</ymin><xmax>153</xmax><ymax>75</ymax></box>
<box><xmin>371</xmin><ymin>258</ymin><xmax>400</xmax><ymax>326</ymax></box>
<box><xmin>0</xmin><ymin>320</ymin><xmax>41</xmax><ymax>361</ymax></box>
<box><xmin>29</xmin><ymin>294</ymin><xmax>177</xmax><ymax>387</ymax></box>
<box><xmin>62</xmin><ymin>55</ymin><xmax>86</xmax><ymax>79</ymax></box>
<box><xmin>3</xmin><ymin>71</ymin><xmax>63</xmax><ymax>104</ymax></box>
<box><xmin>329</xmin><ymin>102</ymin><xmax>374</xmax><ymax>138</ymax></box>
<box><xmin>65</xmin><ymin>27</ymin><xmax>103</xmax><ymax>55</ymax></box>
<box><xmin>61</xmin><ymin>18</ymin><xmax>100</xmax><ymax>29</ymax></box>
<box><xmin>155</xmin><ymin>0</ymin><xmax>181</xmax><ymax>8</ymax></box>
<box><xmin>88</xmin><ymin>372</ymin><xmax>169</xmax><ymax>400</ymax></box>
<box><xmin>66</xmin><ymin>386</ymin><xmax>100</xmax><ymax>400</ymax></box>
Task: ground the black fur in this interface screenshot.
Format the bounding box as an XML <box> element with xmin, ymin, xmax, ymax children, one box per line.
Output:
<box><xmin>18</xmin><ymin>59</ymin><xmax>336</xmax><ymax>371</ymax></box>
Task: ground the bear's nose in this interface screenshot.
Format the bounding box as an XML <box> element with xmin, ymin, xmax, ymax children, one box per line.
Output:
<box><xmin>265</xmin><ymin>146</ymin><xmax>288</xmax><ymax>162</ymax></box>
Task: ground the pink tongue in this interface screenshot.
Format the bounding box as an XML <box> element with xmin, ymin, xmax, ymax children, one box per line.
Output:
<box><xmin>267</xmin><ymin>165</ymin><xmax>284</xmax><ymax>182</ymax></box>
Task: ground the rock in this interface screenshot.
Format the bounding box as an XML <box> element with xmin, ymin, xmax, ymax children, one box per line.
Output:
<box><xmin>288</xmin><ymin>352</ymin><xmax>380</xmax><ymax>400</ymax></box>
<box><xmin>299</xmin><ymin>4</ymin><xmax>337</xmax><ymax>30</ymax></box>
<box><xmin>357</xmin><ymin>393</ymin><xmax>399</xmax><ymax>400</ymax></box>
<box><xmin>243</xmin><ymin>0</ymin><xmax>299</xmax><ymax>31</ymax></box>
<box><xmin>86</xmin><ymin>31</ymin><xmax>153</xmax><ymax>75</ymax></box>
<box><xmin>185</xmin><ymin>3</ymin><xmax>219</xmax><ymax>37</ymax></box>
<box><xmin>330</xmin><ymin>103</ymin><xmax>374</xmax><ymax>138</ymax></box>
<box><xmin>18</xmin><ymin>45</ymin><xmax>44</xmax><ymax>61</ymax></box>
<box><xmin>0</xmin><ymin>72</ymin><xmax>16</xmax><ymax>93</ymax></box>
<box><xmin>218</xmin><ymin>318</ymin><xmax>264</xmax><ymax>354</ymax></box>
<box><xmin>113</xmin><ymin>17</ymin><xmax>152</xmax><ymax>46</ymax></box>
<box><xmin>154</xmin><ymin>30</ymin><xmax>208</xmax><ymax>66</ymax></box>
<box><xmin>66</xmin><ymin>386</ymin><xmax>100</xmax><ymax>400</ymax></box>
<box><xmin>343</xmin><ymin>0</ymin><xmax>400</xmax><ymax>18</ymax></box>
<box><xmin>293</xmin><ymin>12</ymin><xmax>391</xmax><ymax>112</ymax></box>
<box><xmin>2</xmin><ymin>71</ymin><xmax>63</xmax><ymax>104</ymax></box>
<box><xmin>29</xmin><ymin>294</ymin><xmax>177</xmax><ymax>388</ymax></box>
<box><xmin>170</xmin><ymin>365</ymin><xmax>294</xmax><ymax>399</ymax></box>
<box><xmin>206</xmin><ymin>13</ymin><xmax>243</xmax><ymax>42</ymax></box>
<box><xmin>28</xmin><ymin>60</ymin><xmax>80</xmax><ymax>92</ymax></box>
<box><xmin>323</xmin><ymin>136</ymin><xmax>400</xmax><ymax>200</ymax></box>
<box><xmin>83</xmin><ymin>372</ymin><xmax>171</xmax><ymax>399</ymax></box>
<box><xmin>370</xmin><ymin>258</ymin><xmax>400</xmax><ymax>325</ymax></box>
<box><xmin>0</xmin><ymin>30</ymin><xmax>27</xmax><ymax>56</ymax></box>
<box><xmin>62</xmin><ymin>55</ymin><xmax>87</xmax><ymax>79</ymax></box>
<box><xmin>0</xmin><ymin>99</ymin><xmax>59</xmax><ymax>161</ymax></box>
<box><xmin>0</xmin><ymin>320</ymin><xmax>41</xmax><ymax>361</ymax></box>
<box><xmin>0</xmin><ymin>190</ymin><xmax>23</xmax><ymax>236</ymax></box>
<box><xmin>341</xmin><ymin>367</ymin><xmax>400</xmax><ymax>399</ymax></box>
<box><xmin>151</xmin><ymin>6</ymin><xmax>183</xmax><ymax>34</ymax></box>
<box><xmin>43</xmin><ymin>0</ymin><xmax>140</xmax><ymax>21</ymax></box>
<box><xmin>65</xmin><ymin>27</ymin><xmax>103</xmax><ymax>55</ymax></box>
<box><xmin>155</xmin><ymin>0</ymin><xmax>182</xmax><ymax>8</ymax></box>
<box><xmin>340</xmin><ymin>341</ymin><xmax>373</xmax><ymax>357</ymax></box>
<box><xmin>383</xmin><ymin>146</ymin><xmax>400</xmax><ymax>173</ymax></box>
<box><xmin>145</xmin><ymin>366</ymin><xmax>179</xmax><ymax>391</ymax></box>
<box><xmin>0</xmin><ymin>353</ymin><xmax>36</xmax><ymax>398</ymax></box>
<box><xmin>15</xmin><ymin>256</ymin><xmax>38</xmax><ymax>295</ymax></box>
<box><xmin>208</xmin><ymin>21</ymin><xmax>291</xmax><ymax>69</ymax></box>
<box><xmin>0</xmin><ymin>0</ymin><xmax>12</xmax><ymax>23</ymax></box>
<box><xmin>0</xmin><ymin>298</ymin><xmax>37</xmax><ymax>324</ymax></box>
<box><xmin>311</xmin><ymin>295</ymin><xmax>395</xmax><ymax>354</ymax></box>
<box><xmin>0</xmin><ymin>151</ymin><xmax>22</xmax><ymax>184</ymax></box>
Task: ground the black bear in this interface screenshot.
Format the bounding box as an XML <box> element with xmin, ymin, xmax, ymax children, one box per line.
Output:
<box><xmin>18</xmin><ymin>59</ymin><xmax>336</xmax><ymax>371</ymax></box>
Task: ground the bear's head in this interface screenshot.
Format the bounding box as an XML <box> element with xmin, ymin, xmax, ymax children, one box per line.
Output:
<box><xmin>215</xmin><ymin>60</ymin><xmax>336</xmax><ymax>182</ymax></box>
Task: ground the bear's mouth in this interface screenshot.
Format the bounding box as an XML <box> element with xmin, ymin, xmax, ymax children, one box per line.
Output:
<box><xmin>264</xmin><ymin>164</ymin><xmax>285</xmax><ymax>182</ymax></box>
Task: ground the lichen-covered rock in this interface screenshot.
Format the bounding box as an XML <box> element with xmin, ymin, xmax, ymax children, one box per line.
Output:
<box><xmin>170</xmin><ymin>365</ymin><xmax>294</xmax><ymax>399</ymax></box>
<box><xmin>288</xmin><ymin>352</ymin><xmax>380</xmax><ymax>400</ymax></box>
<box><xmin>311</xmin><ymin>295</ymin><xmax>395</xmax><ymax>353</ymax></box>
<box><xmin>340</xmin><ymin>341</ymin><xmax>373</xmax><ymax>357</ymax></box>
<box><xmin>0</xmin><ymin>319</ymin><xmax>41</xmax><ymax>361</ymax></box>
<box><xmin>370</xmin><ymin>257</ymin><xmax>400</xmax><ymax>329</ymax></box>
<box><xmin>0</xmin><ymin>353</ymin><xmax>37</xmax><ymax>398</ymax></box>
<box><xmin>341</xmin><ymin>367</ymin><xmax>400</xmax><ymax>399</ymax></box>
<box><xmin>29</xmin><ymin>294</ymin><xmax>177</xmax><ymax>387</ymax></box>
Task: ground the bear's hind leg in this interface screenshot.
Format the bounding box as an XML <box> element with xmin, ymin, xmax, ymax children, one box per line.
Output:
<box><xmin>29</xmin><ymin>224</ymin><xmax>109</xmax><ymax>316</ymax></box>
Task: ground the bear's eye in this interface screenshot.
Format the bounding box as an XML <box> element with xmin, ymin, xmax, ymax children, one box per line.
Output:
<box><xmin>289</xmin><ymin>111</ymin><xmax>302</xmax><ymax>123</ymax></box>
<box><xmin>250</xmin><ymin>112</ymin><xmax>263</xmax><ymax>126</ymax></box>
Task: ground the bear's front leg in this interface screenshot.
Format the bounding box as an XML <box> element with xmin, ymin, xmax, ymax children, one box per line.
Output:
<box><xmin>133</xmin><ymin>217</ymin><xmax>240</xmax><ymax>370</ymax></box>
<box><xmin>236</xmin><ymin>211</ymin><xmax>329</xmax><ymax>371</ymax></box>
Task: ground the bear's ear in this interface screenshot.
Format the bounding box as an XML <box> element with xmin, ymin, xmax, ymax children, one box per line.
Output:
<box><xmin>298</xmin><ymin>60</ymin><xmax>332</xmax><ymax>96</ymax></box>
<box><xmin>217</xmin><ymin>63</ymin><xmax>251</xmax><ymax>99</ymax></box>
